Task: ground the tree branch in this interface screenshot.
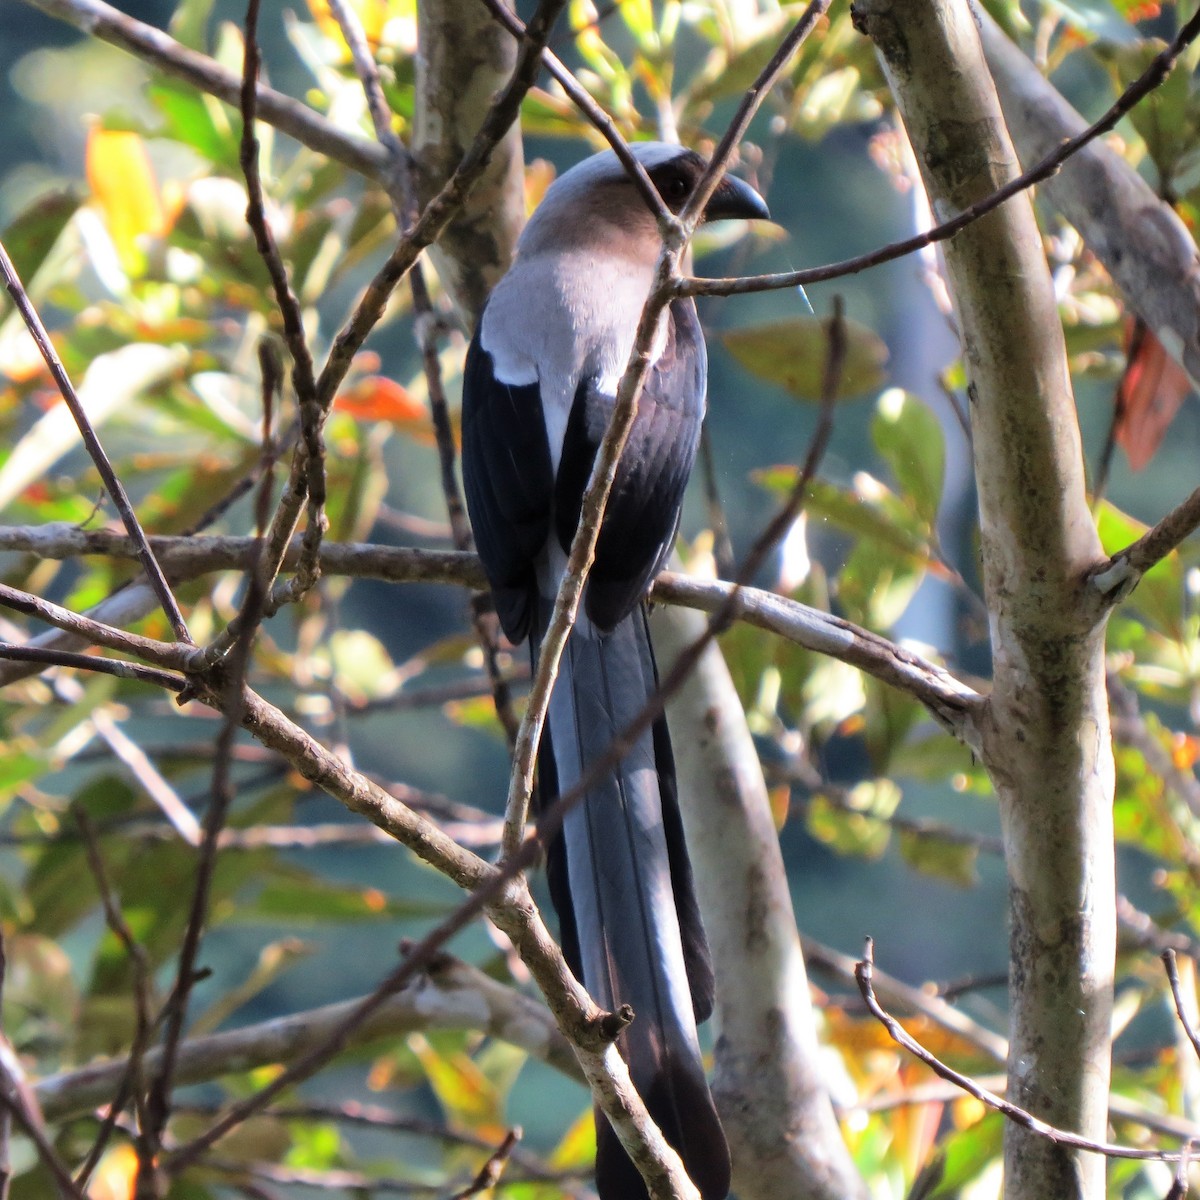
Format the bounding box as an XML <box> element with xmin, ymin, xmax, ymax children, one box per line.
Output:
<box><xmin>0</xmin><ymin>527</ymin><xmax>983</xmax><ymax>745</ymax></box>
<box><xmin>35</xmin><ymin>955</ymin><xmax>581</xmax><ymax>1126</ymax></box>
<box><xmin>855</xmin><ymin>939</ymin><xmax>1183</xmax><ymax>1165</ymax></box>
<box><xmin>20</xmin><ymin>0</ymin><xmax>388</xmax><ymax>181</ymax></box>
<box><xmin>682</xmin><ymin>3</ymin><xmax>1200</xmax><ymax>299</ymax></box>
<box><xmin>853</xmin><ymin>3</ymin><xmax>1117</xmax><ymax>1199</ymax></box>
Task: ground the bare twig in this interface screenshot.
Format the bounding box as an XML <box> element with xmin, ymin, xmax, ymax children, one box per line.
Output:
<box><xmin>683</xmin><ymin>3</ymin><xmax>1200</xmax><ymax>299</ymax></box>
<box><xmin>325</xmin><ymin>0</ymin><xmax>520</xmax><ymax>747</ymax></box>
<box><xmin>0</xmin><ymin>643</ymin><xmax>185</xmax><ymax>692</ymax></box>
<box><xmin>478</xmin><ymin>0</ymin><xmax>671</xmax><ymax>223</ymax></box>
<box><xmin>38</xmin><ymin>956</ymin><xmax>580</xmax><ymax>1125</ymax></box>
<box><xmin>313</xmin><ymin>0</ymin><xmax>568</xmax><ymax>411</ymax></box>
<box><xmin>449</xmin><ymin>1129</ymin><xmax>521</xmax><ymax>1200</ymax></box>
<box><xmin>235</xmin><ymin>6</ymin><xmax>323</xmax><ymax>611</ymax></box>
<box><xmin>0</xmin><ymin>528</ymin><xmax>982</xmax><ymax>742</ymax></box>
<box><xmin>1165</xmin><ymin>951</ymin><xmax>1200</xmax><ymax>1067</ymax></box>
<box><xmin>856</xmin><ymin>937</ymin><xmax>1186</xmax><ymax>1163</ymax></box>
<box><xmin>1092</xmin><ymin>485</ymin><xmax>1200</xmax><ymax>604</ymax></box>
<box><xmin>0</xmin><ymin>241</ymin><xmax>191</xmax><ymax>645</ymax></box>
<box><xmin>72</xmin><ymin>811</ymin><xmax>156</xmax><ymax>1191</ymax></box>
<box><xmin>22</xmin><ymin>0</ymin><xmax>385</xmax><ymax>176</ymax></box>
<box><xmin>0</xmin><ymin>1035</ymin><xmax>82</xmax><ymax>1200</ymax></box>
<box><xmin>0</xmin><ymin>582</ymin><xmax>197</xmax><ymax>674</ymax></box>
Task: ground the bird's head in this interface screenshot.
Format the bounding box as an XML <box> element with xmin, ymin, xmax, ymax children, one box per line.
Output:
<box><xmin>517</xmin><ymin>143</ymin><xmax>768</xmax><ymax>259</ymax></box>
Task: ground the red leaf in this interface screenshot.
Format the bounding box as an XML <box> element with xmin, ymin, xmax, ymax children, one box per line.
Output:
<box><xmin>1114</xmin><ymin>317</ymin><xmax>1191</xmax><ymax>471</ymax></box>
<box><xmin>335</xmin><ymin>376</ymin><xmax>425</xmax><ymax>423</ymax></box>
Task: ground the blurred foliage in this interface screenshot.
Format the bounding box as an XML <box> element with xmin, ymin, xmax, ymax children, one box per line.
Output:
<box><xmin>1</xmin><ymin>0</ymin><xmax>1200</xmax><ymax>1196</ymax></box>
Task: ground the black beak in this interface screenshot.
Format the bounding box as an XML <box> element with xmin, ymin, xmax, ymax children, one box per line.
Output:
<box><xmin>703</xmin><ymin>173</ymin><xmax>770</xmax><ymax>222</ymax></box>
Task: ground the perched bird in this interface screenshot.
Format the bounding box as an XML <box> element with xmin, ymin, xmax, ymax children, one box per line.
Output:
<box><xmin>461</xmin><ymin>142</ymin><xmax>768</xmax><ymax>1200</ymax></box>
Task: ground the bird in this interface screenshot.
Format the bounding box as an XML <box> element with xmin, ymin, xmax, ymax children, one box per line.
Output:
<box><xmin>460</xmin><ymin>142</ymin><xmax>768</xmax><ymax>1200</ymax></box>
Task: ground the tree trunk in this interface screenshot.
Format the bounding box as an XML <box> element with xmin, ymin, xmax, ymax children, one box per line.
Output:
<box><xmin>852</xmin><ymin>1</ymin><xmax>1116</xmax><ymax>1197</ymax></box>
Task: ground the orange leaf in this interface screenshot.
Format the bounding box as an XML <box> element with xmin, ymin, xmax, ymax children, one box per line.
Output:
<box><xmin>1171</xmin><ymin>733</ymin><xmax>1199</xmax><ymax>771</ymax></box>
<box><xmin>85</xmin><ymin>128</ymin><xmax>165</xmax><ymax>268</ymax></box>
<box><xmin>1114</xmin><ymin>317</ymin><xmax>1192</xmax><ymax>471</ymax></box>
<box><xmin>336</xmin><ymin>376</ymin><xmax>424</xmax><ymax>423</ymax></box>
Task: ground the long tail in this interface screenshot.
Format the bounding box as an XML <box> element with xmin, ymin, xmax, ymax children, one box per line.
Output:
<box><xmin>533</xmin><ymin>599</ymin><xmax>730</xmax><ymax>1200</ymax></box>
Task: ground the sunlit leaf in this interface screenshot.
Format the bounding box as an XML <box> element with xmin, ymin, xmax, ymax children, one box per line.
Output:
<box><xmin>805</xmin><ymin>780</ymin><xmax>898</xmax><ymax>859</ymax></box>
<box><xmin>898</xmin><ymin>829</ymin><xmax>979</xmax><ymax>887</ymax></box>
<box><xmin>147</xmin><ymin>78</ymin><xmax>239</xmax><ymax>169</ymax></box>
<box><xmin>723</xmin><ymin>315</ymin><xmax>889</xmax><ymax>401</ymax></box>
<box><xmin>0</xmin><ymin>191</ymin><xmax>80</xmax><ymax>309</ymax></box>
<box><xmin>87</xmin><ymin>1142</ymin><xmax>138</xmax><ymax>1200</ymax></box>
<box><xmin>871</xmin><ymin>389</ymin><xmax>945</xmax><ymax>527</ymax></box>
<box><xmin>1095</xmin><ymin>501</ymin><xmax>1184</xmax><ymax>639</ymax></box>
<box><xmin>0</xmin><ymin>342</ymin><xmax>190</xmax><ymax>514</ymax></box>
<box><xmin>85</xmin><ymin>127</ymin><xmax>165</xmax><ymax>271</ymax></box>
<box><xmin>409</xmin><ymin>1032</ymin><xmax>506</xmax><ymax>1136</ymax></box>
<box><xmin>336</xmin><ymin>376</ymin><xmax>426</xmax><ymax>425</ymax></box>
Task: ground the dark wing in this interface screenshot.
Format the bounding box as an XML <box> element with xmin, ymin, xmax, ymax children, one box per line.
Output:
<box><xmin>461</xmin><ymin>326</ymin><xmax>554</xmax><ymax>643</ymax></box>
<box><xmin>554</xmin><ymin>297</ymin><xmax>706</xmax><ymax>632</ymax></box>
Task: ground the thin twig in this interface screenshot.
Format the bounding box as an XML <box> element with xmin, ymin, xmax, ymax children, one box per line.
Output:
<box><xmin>683</xmin><ymin>3</ymin><xmax>1200</xmax><ymax>298</ymax></box>
<box><xmin>478</xmin><ymin>0</ymin><xmax>670</xmax><ymax>223</ymax></box>
<box><xmin>325</xmin><ymin>0</ymin><xmax>520</xmax><ymax>748</ymax></box>
<box><xmin>0</xmin><ymin>241</ymin><xmax>191</xmax><ymax>645</ymax></box>
<box><xmin>1167</xmin><ymin>1138</ymin><xmax>1195</xmax><ymax>1200</ymax></box>
<box><xmin>23</xmin><ymin>0</ymin><xmax>388</xmax><ymax>179</ymax></box>
<box><xmin>237</xmin><ymin>0</ymin><xmax>323</xmax><ymax>612</ymax></box>
<box><xmin>72</xmin><ymin>810</ymin><xmax>156</xmax><ymax>1191</ymax></box>
<box><xmin>145</xmin><ymin>15</ymin><xmax>291</xmax><ymax>1159</ymax></box>
<box><xmin>1095</xmin><ymin>485</ymin><xmax>1200</xmax><ymax>597</ymax></box>
<box><xmin>0</xmin><ymin>643</ymin><xmax>185</xmax><ymax>692</ymax></box>
<box><xmin>0</xmin><ymin>583</ymin><xmax>198</xmax><ymax>674</ymax></box>
<box><xmin>1164</xmin><ymin>951</ymin><xmax>1200</xmax><ymax>1066</ymax></box>
<box><xmin>449</xmin><ymin>1129</ymin><xmax>522</xmax><ymax>1200</ymax></box>
<box><xmin>0</xmin><ymin>1050</ymin><xmax>82</xmax><ymax>1200</ymax></box>
<box><xmin>312</xmin><ymin>0</ymin><xmax>568</xmax><ymax>411</ymax></box>
<box><xmin>855</xmin><ymin>937</ymin><xmax>1186</xmax><ymax>1163</ymax></box>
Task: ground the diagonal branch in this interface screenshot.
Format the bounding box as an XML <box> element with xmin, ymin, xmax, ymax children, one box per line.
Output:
<box><xmin>856</xmin><ymin>939</ymin><xmax>1184</xmax><ymax>1165</ymax></box>
<box><xmin>0</xmin><ymin>529</ymin><xmax>984</xmax><ymax>745</ymax></box>
<box><xmin>0</xmin><ymin>241</ymin><xmax>192</xmax><ymax>645</ymax></box>
<box><xmin>36</xmin><ymin>956</ymin><xmax>581</xmax><ymax>1125</ymax></box>
<box><xmin>20</xmin><ymin>0</ymin><xmax>388</xmax><ymax>181</ymax></box>
<box><xmin>681</xmin><ymin>2</ymin><xmax>1200</xmax><ymax>299</ymax></box>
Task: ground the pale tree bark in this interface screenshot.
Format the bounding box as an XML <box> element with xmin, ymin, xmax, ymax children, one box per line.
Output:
<box><xmin>853</xmin><ymin>2</ymin><xmax>1115</xmax><ymax>1199</ymax></box>
<box><xmin>653</xmin><ymin>605</ymin><xmax>867</xmax><ymax>1200</ymax></box>
<box><xmin>413</xmin><ymin>0</ymin><xmax>526</xmax><ymax>328</ymax></box>
<box><xmin>978</xmin><ymin>7</ymin><xmax>1200</xmax><ymax>384</ymax></box>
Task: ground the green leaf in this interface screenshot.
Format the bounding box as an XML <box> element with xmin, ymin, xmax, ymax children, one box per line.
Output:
<box><xmin>898</xmin><ymin>829</ymin><xmax>979</xmax><ymax>887</ymax></box>
<box><xmin>922</xmin><ymin>1113</ymin><xmax>1005</xmax><ymax>1195</ymax></box>
<box><xmin>722</xmin><ymin>315</ymin><xmax>889</xmax><ymax>400</ymax></box>
<box><xmin>756</xmin><ymin>472</ymin><xmax>932</xmax><ymax>561</ymax></box>
<box><xmin>871</xmin><ymin>389</ymin><xmax>945</xmax><ymax>527</ymax></box>
<box><xmin>862</xmin><ymin>675</ymin><xmax>925</xmax><ymax>774</ymax></box>
<box><xmin>0</xmin><ymin>190</ymin><xmax>80</xmax><ymax>301</ymax></box>
<box><xmin>147</xmin><ymin>79</ymin><xmax>239</xmax><ymax>169</ymax></box>
<box><xmin>838</xmin><ymin>538</ymin><xmax>925</xmax><ymax>629</ymax></box>
<box><xmin>1095</xmin><ymin>500</ymin><xmax>1185</xmax><ymax>639</ymax></box>
<box><xmin>805</xmin><ymin>780</ymin><xmax>899</xmax><ymax>859</ymax></box>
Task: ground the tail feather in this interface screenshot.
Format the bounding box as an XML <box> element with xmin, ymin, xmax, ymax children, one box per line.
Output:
<box><xmin>534</xmin><ymin>599</ymin><xmax>729</xmax><ymax>1200</ymax></box>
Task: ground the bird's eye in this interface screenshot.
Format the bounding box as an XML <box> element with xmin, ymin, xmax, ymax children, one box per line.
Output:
<box><xmin>666</xmin><ymin>175</ymin><xmax>689</xmax><ymax>199</ymax></box>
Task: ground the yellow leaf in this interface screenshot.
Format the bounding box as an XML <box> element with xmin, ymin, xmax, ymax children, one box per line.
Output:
<box><xmin>85</xmin><ymin>128</ymin><xmax>165</xmax><ymax>270</ymax></box>
<box><xmin>307</xmin><ymin>0</ymin><xmax>392</xmax><ymax>54</ymax></box>
<box><xmin>88</xmin><ymin>1143</ymin><xmax>137</xmax><ymax>1200</ymax></box>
